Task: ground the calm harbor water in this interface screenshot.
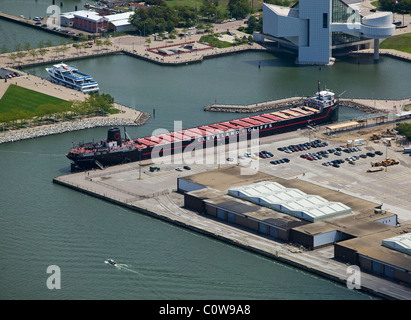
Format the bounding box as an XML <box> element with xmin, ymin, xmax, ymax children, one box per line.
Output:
<box><xmin>4</xmin><ymin>0</ymin><xmax>411</xmax><ymax>301</ymax></box>
<box><xmin>0</xmin><ymin>0</ymin><xmax>88</xmax><ymax>51</ymax></box>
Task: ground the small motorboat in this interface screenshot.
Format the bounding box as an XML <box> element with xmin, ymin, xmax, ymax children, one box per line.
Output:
<box><xmin>104</xmin><ymin>259</ymin><xmax>116</xmax><ymax>266</ymax></box>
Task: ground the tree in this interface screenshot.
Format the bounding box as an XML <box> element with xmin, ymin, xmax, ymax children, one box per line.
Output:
<box><xmin>23</xmin><ymin>42</ymin><xmax>31</xmax><ymax>52</ymax></box>
<box><xmin>245</xmin><ymin>15</ymin><xmax>262</xmax><ymax>34</ymax></box>
<box><xmin>16</xmin><ymin>51</ymin><xmax>27</xmax><ymax>66</ymax></box>
<box><xmin>45</xmin><ymin>40</ymin><xmax>53</xmax><ymax>49</ymax></box>
<box><xmin>129</xmin><ymin>5</ymin><xmax>187</xmax><ymax>35</ymax></box>
<box><xmin>8</xmin><ymin>52</ymin><xmax>17</xmax><ymax>65</ymax></box>
<box><xmin>95</xmin><ymin>38</ymin><xmax>103</xmax><ymax>52</ymax></box>
<box><xmin>52</xmin><ymin>46</ymin><xmax>60</xmax><ymax>59</ymax></box>
<box><xmin>379</xmin><ymin>0</ymin><xmax>411</xmax><ymax>13</ymax></box>
<box><xmin>28</xmin><ymin>49</ymin><xmax>38</xmax><ymax>61</ymax></box>
<box><xmin>396</xmin><ymin>123</ymin><xmax>411</xmax><ymax>140</ymax></box>
<box><xmin>175</xmin><ymin>5</ymin><xmax>198</xmax><ymax>28</ymax></box>
<box><xmin>228</xmin><ymin>0</ymin><xmax>251</xmax><ymax>19</ymax></box>
<box><xmin>1</xmin><ymin>44</ymin><xmax>8</xmax><ymax>54</ymax></box>
<box><xmin>86</xmin><ymin>92</ymin><xmax>116</xmax><ymax>115</ymax></box>
<box><xmin>38</xmin><ymin>48</ymin><xmax>47</xmax><ymax>61</ymax></box>
<box><xmin>200</xmin><ymin>0</ymin><xmax>218</xmax><ymax>21</ymax></box>
<box><xmin>14</xmin><ymin>43</ymin><xmax>22</xmax><ymax>52</ymax></box>
<box><xmin>71</xmin><ymin>93</ymin><xmax>116</xmax><ymax>117</ymax></box>
<box><xmin>103</xmin><ymin>38</ymin><xmax>112</xmax><ymax>51</ymax></box>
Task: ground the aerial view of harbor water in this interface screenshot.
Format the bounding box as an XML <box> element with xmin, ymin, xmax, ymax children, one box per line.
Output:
<box><xmin>1</xmin><ymin>0</ymin><xmax>410</xmax><ymax>308</ymax></box>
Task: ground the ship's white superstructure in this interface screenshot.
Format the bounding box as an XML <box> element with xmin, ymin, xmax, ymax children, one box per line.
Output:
<box><xmin>46</xmin><ymin>63</ymin><xmax>99</xmax><ymax>93</ymax></box>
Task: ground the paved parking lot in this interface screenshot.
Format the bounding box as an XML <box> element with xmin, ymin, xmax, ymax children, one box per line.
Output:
<box><xmin>248</xmin><ymin>136</ymin><xmax>411</xmax><ymax>222</ymax></box>
<box><xmin>71</xmin><ymin>129</ymin><xmax>411</xmax><ymax>222</ymax></box>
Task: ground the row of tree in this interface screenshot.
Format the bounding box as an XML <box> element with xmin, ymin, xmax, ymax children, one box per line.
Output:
<box><xmin>396</xmin><ymin>122</ymin><xmax>411</xmax><ymax>140</ymax></box>
<box><xmin>129</xmin><ymin>0</ymin><xmax>263</xmax><ymax>36</ymax></box>
<box><xmin>71</xmin><ymin>92</ymin><xmax>117</xmax><ymax>117</ymax></box>
<box><xmin>379</xmin><ymin>0</ymin><xmax>411</xmax><ymax>14</ymax></box>
<box><xmin>129</xmin><ymin>5</ymin><xmax>198</xmax><ymax>35</ymax></box>
<box><xmin>3</xmin><ymin>37</ymin><xmax>113</xmax><ymax>66</ymax></box>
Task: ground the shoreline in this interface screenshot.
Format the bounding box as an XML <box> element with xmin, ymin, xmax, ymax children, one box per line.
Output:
<box><xmin>204</xmin><ymin>97</ymin><xmax>411</xmax><ymax>115</ymax></box>
<box><xmin>0</xmin><ymin>113</ymin><xmax>150</xmax><ymax>144</ymax></box>
<box><xmin>52</xmin><ymin>176</ymin><xmax>394</xmax><ymax>300</ymax></box>
<box><xmin>0</xmin><ymin>69</ymin><xmax>151</xmax><ymax>145</ymax></box>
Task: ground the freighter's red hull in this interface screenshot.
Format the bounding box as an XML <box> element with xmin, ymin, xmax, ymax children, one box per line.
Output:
<box><xmin>67</xmin><ymin>100</ymin><xmax>339</xmax><ymax>170</ymax></box>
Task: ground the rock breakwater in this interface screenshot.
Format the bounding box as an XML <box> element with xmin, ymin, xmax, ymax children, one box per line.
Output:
<box><xmin>204</xmin><ymin>98</ymin><xmax>305</xmax><ymax>113</ymax></box>
<box><xmin>0</xmin><ymin>114</ymin><xmax>150</xmax><ymax>145</ymax></box>
<box><xmin>204</xmin><ymin>97</ymin><xmax>384</xmax><ymax>114</ymax></box>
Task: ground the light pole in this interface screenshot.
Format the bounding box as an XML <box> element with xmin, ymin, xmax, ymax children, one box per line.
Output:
<box><xmin>138</xmin><ymin>148</ymin><xmax>142</xmax><ymax>179</ymax></box>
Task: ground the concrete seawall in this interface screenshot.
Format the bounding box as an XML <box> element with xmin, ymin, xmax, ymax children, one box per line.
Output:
<box><xmin>2</xmin><ymin>45</ymin><xmax>265</xmax><ymax>70</ymax></box>
<box><xmin>0</xmin><ymin>11</ymin><xmax>81</xmax><ymax>40</ymax></box>
<box><xmin>204</xmin><ymin>97</ymin><xmax>411</xmax><ymax>115</ymax></box>
<box><xmin>52</xmin><ymin>164</ymin><xmax>397</xmax><ymax>300</ymax></box>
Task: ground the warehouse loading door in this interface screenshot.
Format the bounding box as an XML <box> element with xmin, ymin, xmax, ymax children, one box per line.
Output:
<box><xmin>216</xmin><ymin>208</ymin><xmax>226</xmax><ymax>220</ymax></box>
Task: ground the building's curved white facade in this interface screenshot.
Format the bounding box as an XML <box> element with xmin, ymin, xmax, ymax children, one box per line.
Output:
<box><xmin>361</xmin><ymin>12</ymin><xmax>396</xmax><ymax>38</ymax></box>
<box><xmin>260</xmin><ymin>0</ymin><xmax>395</xmax><ymax>65</ymax></box>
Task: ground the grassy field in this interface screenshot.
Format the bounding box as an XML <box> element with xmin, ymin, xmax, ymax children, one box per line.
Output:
<box><xmin>0</xmin><ymin>84</ymin><xmax>70</xmax><ymax>122</ymax></box>
<box><xmin>380</xmin><ymin>33</ymin><xmax>411</xmax><ymax>54</ymax></box>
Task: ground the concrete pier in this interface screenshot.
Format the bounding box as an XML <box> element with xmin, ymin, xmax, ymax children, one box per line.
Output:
<box><xmin>0</xmin><ymin>11</ymin><xmax>84</xmax><ymax>40</ymax></box>
<box><xmin>53</xmin><ymin>127</ymin><xmax>411</xmax><ymax>300</ymax></box>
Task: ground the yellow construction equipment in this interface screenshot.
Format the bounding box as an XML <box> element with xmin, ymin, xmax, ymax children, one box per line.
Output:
<box><xmin>370</xmin><ymin>158</ymin><xmax>399</xmax><ymax>167</ymax></box>
<box><xmin>369</xmin><ymin>133</ymin><xmax>382</xmax><ymax>141</ymax></box>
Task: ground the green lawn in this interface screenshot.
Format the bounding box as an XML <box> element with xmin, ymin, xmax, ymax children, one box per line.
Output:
<box><xmin>0</xmin><ymin>84</ymin><xmax>71</xmax><ymax>122</ymax></box>
<box><xmin>380</xmin><ymin>33</ymin><xmax>411</xmax><ymax>54</ymax></box>
<box><xmin>370</xmin><ymin>1</ymin><xmax>379</xmax><ymax>7</ymax></box>
<box><xmin>199</xmin><ymin>34</ymin><xmax>234</xmax><ymax>48</ymax></box>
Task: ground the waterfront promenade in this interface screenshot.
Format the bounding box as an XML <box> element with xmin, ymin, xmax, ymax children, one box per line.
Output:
<box><xmin>0</xmin><ymin>18</ymin><xmax>264</xmax><ymax>68</ymax></box>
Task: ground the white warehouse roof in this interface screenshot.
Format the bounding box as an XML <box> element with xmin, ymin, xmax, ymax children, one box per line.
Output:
<box><xmin>382</xmin><ymin>233</ymin><xmax>411</xmax><ymax>255</ymax></box>
<box><xmin>228</xmin><ymin>181</ymin><xmax>351</xmax><ymax>222</ymax></box>
<box><xmin>73</xmin><ymin>10</ymin><xmax>105</xmax><ymax>22</ymax></box>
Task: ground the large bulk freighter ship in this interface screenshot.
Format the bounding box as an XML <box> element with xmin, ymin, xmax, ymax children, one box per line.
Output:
<box><xmin>66</xmin><ymin>87</ymin><xmax>338</xmax><ymax>170</ymax></box>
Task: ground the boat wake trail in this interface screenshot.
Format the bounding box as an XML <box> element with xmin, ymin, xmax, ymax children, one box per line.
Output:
<box><xmin>114</xmin><ymin>263</ymin><xmax>145</xmax><ymax>277</ymax></box>
<box><xmin>105</xmin><ymin>259</ymin><xmax>169</xmax><ymax>299</ymax></box>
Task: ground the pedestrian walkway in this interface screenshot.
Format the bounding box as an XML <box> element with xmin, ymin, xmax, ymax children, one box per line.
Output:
<box><xmin>357</xmin><ymin>48</ymin><xmax>411</xmax><ymax>62</ymax></box>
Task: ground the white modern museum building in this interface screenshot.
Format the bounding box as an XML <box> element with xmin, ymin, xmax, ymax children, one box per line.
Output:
<box><xmin>256</xmin><ymin>0</ymin><xmax>396</xmax><ymax>65</ymax></box>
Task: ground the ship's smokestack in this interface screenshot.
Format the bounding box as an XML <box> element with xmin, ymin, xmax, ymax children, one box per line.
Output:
<box><xmin>107</xmin><ymin>127</ymin><xmax>122</xmax><ymax>146</ymax></box>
